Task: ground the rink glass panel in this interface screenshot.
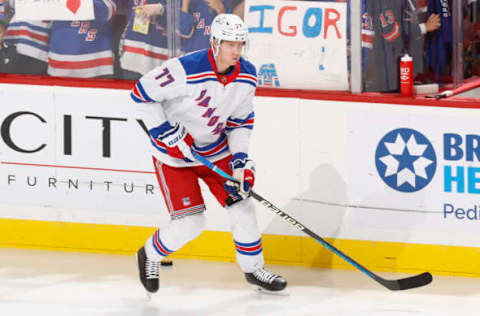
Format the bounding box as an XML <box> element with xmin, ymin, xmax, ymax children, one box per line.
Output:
<box><xmin>0</xmin><ymin>1</ymin><xmax>477</xmax><ymax>93</ymax></box>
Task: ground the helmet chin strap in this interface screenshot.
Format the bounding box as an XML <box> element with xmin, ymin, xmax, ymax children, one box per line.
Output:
<box><xmin>211</xmin><ymin>38</ymin><xmax>221</xmax><ymax>58</ymax></box>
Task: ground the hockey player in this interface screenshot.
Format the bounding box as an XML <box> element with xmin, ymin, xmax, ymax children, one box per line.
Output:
<box><xmin>131</xmin><ymin>13</ymin><xmax>287</xmax><ymax>296</ymax></box>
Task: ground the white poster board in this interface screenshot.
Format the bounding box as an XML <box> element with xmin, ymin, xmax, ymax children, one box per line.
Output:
<box><xmin>244</xmin><ymin>0</ymin><xmax>349</xmax><ymax>90</ymax></box>
<box><xmin>15</xmin><ymin>0</ymin><xmax>94</xmax><ymax>21</ymax></box>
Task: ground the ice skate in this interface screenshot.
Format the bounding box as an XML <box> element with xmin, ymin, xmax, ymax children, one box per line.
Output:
<box><xmin>136</xmin><ymin>247</ymin><xmax>160</xmax><ymax>299</ymax></box>
<box><xmin>245</xmin><ymin>267</ymin><xmax>288</xmax><ymax>295</ymax></box>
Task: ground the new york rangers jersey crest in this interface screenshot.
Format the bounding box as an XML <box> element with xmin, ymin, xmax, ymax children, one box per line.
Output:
<box><xmin>131</xmin><ymin>48</ymin><xmax>257</xmax><ymax>167</ymax></box>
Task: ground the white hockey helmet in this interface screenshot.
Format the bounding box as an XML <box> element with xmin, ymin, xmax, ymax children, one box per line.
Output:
<box><xmin>210</xmin><ymin>14</ymin><xmax>248</xmax><ymax>56</ymax></box>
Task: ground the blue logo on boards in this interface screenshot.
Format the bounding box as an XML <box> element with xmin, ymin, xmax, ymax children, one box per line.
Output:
<box><xmin>257</xmin><ymin>64</ymin><xmax>280</xmax><ymax>87</ymax></box>
<box><xmin>375</xmin><ymin>128</ymin><xmax>437</xmax><ymax>192</ymax></box>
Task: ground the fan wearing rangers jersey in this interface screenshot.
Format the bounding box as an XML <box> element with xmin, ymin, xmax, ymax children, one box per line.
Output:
<box><xmin>48</xmin><ymin>0</ymin><xmax>119</xmax><ymax>78</ymax></box>
<box><xmin>0</xmin><ymin>0</ymin><xmax>6</xmax><ymax>40</ymax></box>
<box><xmin>119</xmin><ymin>0</ymin><xmax>195</xmax><ymax>79</ymax></box>
<box><xmin>131</xmin><ymin>14</ymin><xmax>287</xmax><ymax>296</ymax></box>
<box><xmin>363</xmin><ymin>0</ymin><xmax>424</xmax><ymax>92</ymax></box>
<box><xmin>0</xmin><ymin>0</ymin><xmax>16</xmax><ymax>74</ymax></box>
<box><xmin>181</xmin><ymin>0</ymin><xmax>233</xmax><ymax>53</ymax></box>
<box><xmin>362</xmin><ymin>0</ymin><xmax>440</xmax><ymax>88</ymax></box>
<box><xmin>1</xmin><ymin>0</ymin><xmax>50</xmax><ymax>75</ymax></box>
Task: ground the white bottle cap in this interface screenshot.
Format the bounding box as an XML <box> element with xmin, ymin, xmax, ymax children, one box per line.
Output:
<box><xmin>401</xmin><ymin>54</ymin><xmax>412</xmax><ymax>62</ymax></box>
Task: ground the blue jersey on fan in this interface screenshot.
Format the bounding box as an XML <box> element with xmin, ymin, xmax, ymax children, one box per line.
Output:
<box><xmin>426</xmin><ymin>0</ymin><xmax>452</xmax><ymax>81</ymax></box>
<box><xmin>181</xmin><ymin>0</ymin><xmax>233</xmax><ymax>54</ymax></box>
<box><xmin>119</xmin><ymin>0</ymin><xmax>194</xmax><ymax>75</ymax></box>
<box><xmin>3</xmin><ymin>0</ymin><xmax>51</xmax><ymax>63</ymax></box>
<box><xmin>48</xmin><ymin>0</ymin><xmax>118</xmax><ymax>78</ymax></box>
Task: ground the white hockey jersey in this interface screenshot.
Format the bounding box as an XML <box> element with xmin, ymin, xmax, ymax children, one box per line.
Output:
<box><xmin>131</xmin><ymin>48</ymin><xmax>257</xmax><ymax>167</ymax></box>
<box><xmin>3</xmin><ymin>0</ymin><xmax>51</xmax><ymax>62</ymax></box>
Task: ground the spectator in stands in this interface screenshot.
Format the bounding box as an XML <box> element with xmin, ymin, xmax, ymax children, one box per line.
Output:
<box><xmin>0</xmin><ymin>0</ymin><xmax>6</xmax><ymax>42</ymax></box>
<box><xmin>118</xmin><ymin>0</ymin><xmax>194</xmax><ymax>80</ymax></box>
<box><xmin>425</xmin><ymin>0</ymin><xmax>453</xmax><ymax>83</ymax></box>
<box><xmin>48</xmin><ymin>0</ymin><xmax>119</xmax><ymax>78</ymax></box>
<box><xmin>462</xmin><ymin>0</ymin><xmax>479</xmax><ymax>78</ymax></box>
<box><xmin>181</xmin><ymin>0</ymin><xmax>233</xmax><ymax>53</ymax></box>
<box><xmin>119</xmin><ymin>1</ymin><xmax>167</xmax><ymax>80</ymax></box>
<box><xmin>0</xmin><ymin>0</ymin><xmax>16</xmax><ymax>73</ymax></box>
<box><xmin>406</xmin><ymin>0</ymin><xmax>441</xmax><ymax>82</ymax></box>
<box><xmin>1</xmin><ymin>0</ymin><xmax>50</xmax><ymax>75</ymax></box>
<box><xmin>232</xmin><ymin>0</ymin><xmax>244</xmax><ymax>19</ymax></box>
<box><xmin>362</xmin><ymin>0</ymin><xmax>441</xmax><ymax>92</ymax></box>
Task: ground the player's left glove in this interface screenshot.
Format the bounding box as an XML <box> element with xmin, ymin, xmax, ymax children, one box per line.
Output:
<box><xmin>224</xmin><ymin>152</ymin><xmax>255</xmax><ymax>201</ymax></box>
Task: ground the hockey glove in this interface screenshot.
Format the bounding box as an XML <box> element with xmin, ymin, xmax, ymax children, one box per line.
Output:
<box><xmin>224</xmin><ymin>152</ymin><xmax>255</xmax><ymax>201</ymax></box>
<box><xmin>150</xmin><ymin>122</ymin><xmax>195</xmax><ymax>162</ymax></box>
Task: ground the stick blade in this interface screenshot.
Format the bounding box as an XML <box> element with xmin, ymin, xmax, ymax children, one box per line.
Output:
<box><xmin>379</xmin><ymin>272</ymin><xmax>433</xmax><ymax>291</ymax></box>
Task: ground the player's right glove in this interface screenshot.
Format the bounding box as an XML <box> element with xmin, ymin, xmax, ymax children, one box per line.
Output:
<box><xmin>149</xmin><ymin>121</ymin><xmax>195</xmax><ymax>162</ymax></box>
<box><xmin>224</xmin><ymin>153</ymin><xmax>255</xmax><ymax>201</ymax></box>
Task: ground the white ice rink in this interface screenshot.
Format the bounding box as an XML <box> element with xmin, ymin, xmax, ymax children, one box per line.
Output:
<box><xmin>0</xmin><ymin>248</ymin><xmax>478</xmax><ymax>316</ymax></box>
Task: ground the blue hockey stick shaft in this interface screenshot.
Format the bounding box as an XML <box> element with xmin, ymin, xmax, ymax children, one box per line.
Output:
<box><xmin>192</xmin><ymin>151</ymin><xmax>374</xmax><ymax>277</ymax></box>
<box><xmin>191</xmin><ymin>151</ymin><xmax>432</xmax><ymax>291</ymax></box>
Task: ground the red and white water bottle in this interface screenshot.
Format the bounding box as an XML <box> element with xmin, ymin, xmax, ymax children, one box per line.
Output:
<box><xmin>400</xmin><ymin>54</ymin><xmax>414</xmax><ymax>96</ymax></box>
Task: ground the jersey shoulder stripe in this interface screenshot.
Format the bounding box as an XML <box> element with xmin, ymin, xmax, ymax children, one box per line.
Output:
<box><xmin>131</xmin><ymin>81</ymin><xmax>155</xmax><ymax>103</ymax></box>
<box><xmin>178</xmin><ymin>48</ymin><xmax>212</xmax><ymax>76</ymax></box>
<box><xmin>237</xmin><ymin>58</ymin><xmax>257</xmax><ymax>87</ymax></box>
<box><xmin>239</xmin><ymin>57</ymin><xmax>257</xmax><ymax>77</ymax></box>
<box><xmin>235</xmin><ymin>74</ymin><xmax>257</xmax><ymax>88</ymax></box>
<box><xmin>186</xmin><ymin>70</ymin><xmax>217</xmax><ymax>85</ymax></box>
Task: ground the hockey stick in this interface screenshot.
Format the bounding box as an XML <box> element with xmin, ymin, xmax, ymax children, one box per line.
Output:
<box><xmin>192</xmin><ymin>152</ymin><xmax>433</xmax><ymax>291</ymax></box>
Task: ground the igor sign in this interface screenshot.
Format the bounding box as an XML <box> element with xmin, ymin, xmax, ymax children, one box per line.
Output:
<box><xmin>245</xmin><ymin>0</ymin><xmax>348</xmax><ymax>91</ymax></box>
<box><xmin>248</xmin><ymin>4</ymin><xmax>342</xmax><ymax>39</ymax></box>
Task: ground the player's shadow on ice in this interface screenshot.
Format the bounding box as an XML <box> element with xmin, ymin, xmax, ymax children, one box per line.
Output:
<box><xmin>262</xmin><ymin>164</ymin><xmax>348</xmax><ymax>284</ymax></box>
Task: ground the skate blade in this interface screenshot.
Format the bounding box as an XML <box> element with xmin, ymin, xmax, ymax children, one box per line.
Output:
<box><xmin>136</xmin><ymin>253</ymin><xmax>157</xmax><ymax>300</ymax></box>
<box><xmin>144</xmin><ymin>291</ymin><xmax>153</xmax><ymax>301</ymax></box>
<box><xmin>250</xmin><ymin>285</ymin><xmax>289</xmax><ymax>296</ymax></box>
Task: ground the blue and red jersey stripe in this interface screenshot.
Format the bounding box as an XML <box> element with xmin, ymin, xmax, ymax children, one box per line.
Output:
<box><xmin>235</xmin><ymin>74</ymin><xmax>257</xmax><ymax>88</ymax></box>
<box><xmin>226</xmin><ymin>112</ymin><xmax>254</xmax><ymax>131</ymax></box>
<box><xmin>186</xmin><ymin>71</ymin><xmax>218</xmax><ymax>85</ymax></box>
<box><xmin>131</xmin><ymin>81</ymin><xmax>155</xmax><ymax>103</ymax></box>
<box><xmin>193</xmin><ymin>134</ymin><xmax>229</xmax><ymax>157</ymax></box>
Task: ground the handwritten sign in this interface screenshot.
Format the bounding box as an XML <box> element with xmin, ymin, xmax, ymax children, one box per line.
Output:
<box><xmin>245</xmin><ymin>0</ymin><xmax>348</xmax><ymax>90</ymax></box>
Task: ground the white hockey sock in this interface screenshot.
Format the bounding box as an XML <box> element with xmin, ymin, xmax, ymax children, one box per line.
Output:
<box><xmin>144</xmin><ymin>213</ymin><xmax>206</xmax><ymax>261</ymax></box>
<box><xmin>227</xmin><ymin>199</ymin><xmax>265</xmax><ymax>273</ymax></box>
